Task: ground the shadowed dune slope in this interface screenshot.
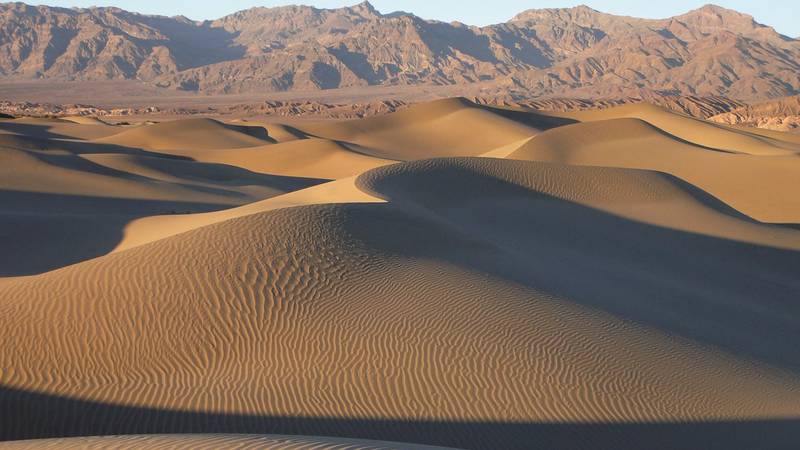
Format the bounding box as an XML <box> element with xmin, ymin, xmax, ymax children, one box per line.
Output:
<box><xmin>555</xmin><ymin>103</ymin><xmax>800</xmax><ymax>156</ymax></box>
<box><xmin>98</xmin><ymin>118</ymin><xmax>273</xmax><ymax>151</ymax></box>
<box><xmin>2</xmin><ymin>158</ymin><xmax>800</xmax><ymax>450</ymax></box>
<box><xmin>509</xmin><ymin>117</ymin><xmax>800</xmax><ymax>223</ymax></box>
<box><xmin>0</xmin><ymin>124</ymin><xmax>322</xmax><ymax>277</ymax></box>
<box><xmin>0</xmin><ymin>435</ymin><xmax>456</xmax><ymax>450</ymax></box>
<box><xmin>296</xmin><ymin>98</ymin><xmax>570</xmax><ymax>160</ymax></box>
<box><xmin>0</xmin><ymin>117</ymin><xmax>122</xmax><ymax>140</ymax></box>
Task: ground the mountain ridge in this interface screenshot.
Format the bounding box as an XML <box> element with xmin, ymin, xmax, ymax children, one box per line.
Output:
<box><xmin>0</xmin><ymin>2</ymin><xmax>797</xmax><ymax>100</ymax></box>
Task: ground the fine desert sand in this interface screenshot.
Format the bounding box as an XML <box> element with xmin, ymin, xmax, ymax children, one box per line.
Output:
<box><xmin>2</xmin><ymin>98</ymin><xmax>800</xmax><ymax>450</ymax></box>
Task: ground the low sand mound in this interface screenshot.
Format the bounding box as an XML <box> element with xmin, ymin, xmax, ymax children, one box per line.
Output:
<box><xmin>0</xmin><ymin>116</ymin><xmax>121</xmax><ymax>140</ymax></box>
<box><xmin>0</xmin><ymin>147</ymin><xmax>230</xmax><ymax>203</ymax></box>
<box><xmin>171</xmin><ymin>138</ymin><xmax>397</xmax><ymax>180</ymax></box>
<box><xmin>509</xmin><ymin>117</ymin><xmax>800</xmax><ymax>223</ymax></box>
<box><xmin>0</xmin><ymin>435</ymin><xmax>454</xmax><ymax>450</ymax></box>
<box><xmin>296</xmin><ymin>98</ymin><xmax>569</xmax><ymax>160</ymax></box>
<box><xmin>60</xmin><ymin>116</ymin><xmax>110</xmax><ymax>125</ymax></box>
<box><xmin>2</xmin><ymin>158</ymin><xmax>799</xmax><ymax>450</ymax></box>
<box><xmin>556</xmin><ymin>103</ymin><xmax>800</xmax><ymax>155</ymax></box>
<box><xmin>263</xmin><ymin>123</ymin><xmax>308</xmax><ymax>143</ymax></box>
<box><xmin>98</xmin><ymin>118</ymin><xmax>272</xmax><ymax>151</ymax></box>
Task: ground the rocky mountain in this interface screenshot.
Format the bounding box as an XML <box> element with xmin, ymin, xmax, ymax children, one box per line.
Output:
<box><xmin>709</xmin><ymin>95</ymin><xmax>800</xmax><ymax>133</ymax></box>
<box><xmin>0</xmin><ymin>2</ymin><xmax>798</xmax><ymax>100</ymax></box>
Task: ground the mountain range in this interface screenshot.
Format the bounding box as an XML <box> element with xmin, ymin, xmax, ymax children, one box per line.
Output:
<box><xmin>0</xmin><ymin>1</ymin><xmax>798</xmax><ymax>100</ymax></box>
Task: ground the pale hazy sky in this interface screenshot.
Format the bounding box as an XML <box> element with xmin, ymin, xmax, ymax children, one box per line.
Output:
<box><xmin>25</xmin><ymin>1</ymin><xmax>800</xmax><ymax>37</ymax></box>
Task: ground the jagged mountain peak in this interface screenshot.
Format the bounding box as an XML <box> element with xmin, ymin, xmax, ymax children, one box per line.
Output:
<box><xmin>678</xmin><ymin>3</ymin><xmax>760</xmax><ymax>27</ymax></box>
<box><xmin>350</xmin><ymin>1</ymin><xmax>380</xmax><ymax>15</ymax></box>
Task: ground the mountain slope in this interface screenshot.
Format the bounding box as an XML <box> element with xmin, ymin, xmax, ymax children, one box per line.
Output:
<box><xmin>0</xmin><ymin>2</ymin><xmax>798</xmax><ymax>99</ymax></box>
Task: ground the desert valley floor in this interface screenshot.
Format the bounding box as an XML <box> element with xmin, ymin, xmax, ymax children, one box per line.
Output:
<box><xmin>2</xmin><ymin>98</ymin><xmax>800</xmax><ymax>449</ymax></box>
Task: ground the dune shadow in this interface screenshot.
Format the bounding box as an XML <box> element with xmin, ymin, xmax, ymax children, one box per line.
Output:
<box><xmin>1</xmin><ymin>132</ymin><xmax>326</xmax><ymax>276</ymax></box>
<box><xmin>1</xmin><ymin>385</ymin><xmax>799</xmax><ymax>449</ymax></box>
<box><xmin>0</xmin><ymin>130</ymin><xmax>192</xmax><ymax>160</ymax></box>
<box><xmin>274</xmin><ymin>124</ymin><xmax>311</xmax><ymax>140</ymax></box>
<box><xmin>352</xmin><ymin>161</ymin><xmax>800</xmax><ymax>375</ymax></box>
<box><xmin>0</xmin><ymin>121</ymin><xmax>82</xmax><ymax>140</ymax></box>
<box><xmin>477</xmin><ymin>103</ymin><xmax>579</xmax><ymax>130</ymax></box>
<box><xmin>0</xmin><ymin>191</ymin><xmax>228</xmax><ymax>277</ymax></box>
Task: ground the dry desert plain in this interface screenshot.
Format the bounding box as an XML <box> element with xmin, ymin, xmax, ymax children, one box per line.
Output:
<box><xmin>1</xmin><ymin>98</ymin><xmax>800</xmax><ymax>449</ymax></box>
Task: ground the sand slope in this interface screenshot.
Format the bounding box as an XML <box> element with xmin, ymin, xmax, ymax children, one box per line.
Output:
<box><xmin>2</xmin><ymin>99</ymin><xmax>800</xmax><ymax>450</ymax></box>
<box><xmin>508</xmin><ymin>117</ymin><xmax>800</xmax><ymax>223</ymax></box>
<box><xmin>297</xmin><ymin>98</ymin><xmax>569</xmax><ymax>160</ymax></box>
<box><xmin>113</xmin><ymin>176</ymin><xmax>385</xmax><ymax>253</ymax></box>
<box><xmin>554</xmin><ymin>103</ymin><xmax>800</xmax><ymax>156</ymax></box>
<box><xmin>0</xmin><ymin>119</ymin><xmax>321</xmax><ymax>277</ymax></box>
<box><xmin>0</xmin><ymin>435</ymin><xmax>456</xmax><ymax>450</ymax></box>
<box><xmin>170</xmin><ymin>138</ymin><xmax>397</xmax><ymax>180</ymax></box>
<box><xmin>0</xmin><ymin>116</ymin><xmax>122</xmax><ymax>140</ymax></box>
<box><xmin>98</xmin><ymin>118</ymin><xmax>273</xmax><ymax>151</ymax></box>
<box><xmin>2</xmin><ymin>158</ymin><xmax>800</xmax><ymax>449</ymax></box>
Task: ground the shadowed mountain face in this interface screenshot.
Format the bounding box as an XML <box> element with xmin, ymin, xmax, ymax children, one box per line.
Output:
<box><xmin>0</xmin><ymin>2</ymin><xmax>798</xmax><ymax>99</ymax></box>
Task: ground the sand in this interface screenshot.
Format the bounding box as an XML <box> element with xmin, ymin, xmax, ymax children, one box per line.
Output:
<box><xmin>0</xmin><ymin>435</ymin><xmax>455</xmax><ymax>449</ymax></box>
<box><xmin>508</xmin><ymin>116</ymin><xmax>800</xmax><ymax>223</ymax></box>
<box><xmin>1</xmin><ymin>99</ymin><xmax>800</xmax><ymax>450</ymax></box>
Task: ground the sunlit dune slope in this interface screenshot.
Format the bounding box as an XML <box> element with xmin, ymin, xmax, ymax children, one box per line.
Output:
<box><xmin>98</xmin><ymin>118</ymin><xmax>273</xmax><ymax>150</ymax></box>
<box><xmin>60</xmin><ymin>116</ymin><xmax>110</xmax><ymax>125</ymax></box>
<box><xmin>554</xmin><ymin>103</ymin><xmax>800</xmax><ymax>156</ymax></box>
<box><xmin>296</xmin><ymin>98</ymin><xmax>569</xmax><ymax>160</ymax></box>
<box><xmin>113</xmin><ymin>176</ymin><xmax>385</xmax><ymax>252</ymax></box>
<box><xmin>508</xmin><ymin>117</ymin><xmax>800</xmax><ymax>223</ymax></box>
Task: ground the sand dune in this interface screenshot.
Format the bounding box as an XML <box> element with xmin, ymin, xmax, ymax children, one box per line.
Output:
<box><xmin>297</xmin><ymin>98</ymin><xmax>569</xmax><ymax>160</ymax></box>
<box><xmin>0</xmin><ymin>435</ymin><xmax>455</xmax><ymax>449</ymax></box>
<box><xmin>555</xmin><ymin>103</ymin><xmax>800</xmax><ymax>156</ymax></box>
<box><xmin>99</xmin><ymin>118</ymin><xmax>273</xmax><ymax>151</ymax></box>
<box><xmin>114</xmin><ymin>176</ymin><xmax>385</xmax><ymax>253</ymax></box>
<box><xmin>60</xmin><ymin>116</ymin><xmax>110</xmax><ymax>125</ymax></box>
<box><xmin>171</xmin><ymin>138</ymin><xmax>397</xmax><ymax>180</ymax></box>
<box><xmin>250</xmin><ymin>122</ymin><xmax>308</xmax><ymax>143</ymax></box>
<box><xmin>508</xmin><ymin>117</ymin><xmax>800</xmax><ymax>223</ymax></box>
<box><xmin>2</xmin><ymin>99</ymin><xmax>800</xmax><ymax>450</ymax></box>
<box><xmin>0</xmin><ymin>120</ymin><xmax>321</xmax><ymax>277</ymax></box>
<box><xmin>0</xmin><ymin>116</ymin><xmax>122</xmax><ymax>140</ymax></box>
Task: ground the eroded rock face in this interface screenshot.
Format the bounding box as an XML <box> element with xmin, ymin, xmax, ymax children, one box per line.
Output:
<box><xmin>709</xmin><ymin>95</ymin><xmax>800</xmax><ymax>133</ymax></box>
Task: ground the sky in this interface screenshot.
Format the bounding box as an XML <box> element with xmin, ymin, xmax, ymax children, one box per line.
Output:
<box><xmin>27</xmin><ymin>1</ymin><xmax>800</xmax><ymax>37</ymax></box>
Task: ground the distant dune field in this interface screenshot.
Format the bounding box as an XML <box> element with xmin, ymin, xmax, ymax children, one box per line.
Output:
<box><xmin>1</xmin><ymin>99</ymin><xmax>800</xmax><ymax>450</ymax></box>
